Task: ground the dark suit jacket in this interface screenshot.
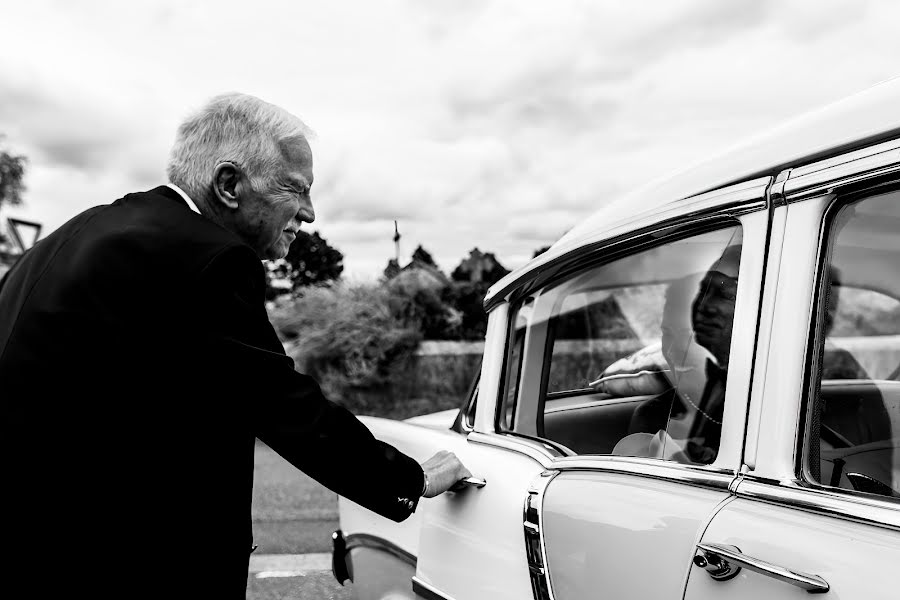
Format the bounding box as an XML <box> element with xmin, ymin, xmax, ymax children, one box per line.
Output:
<box><xmin>0</xmin><ymin>186</ymin><xmax>424</xmax><ymax>597</ymax></box>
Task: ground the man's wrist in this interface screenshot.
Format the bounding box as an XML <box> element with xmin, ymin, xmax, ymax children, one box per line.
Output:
<box><xmin>421</xmin><ymin>470</ymin><xmax>429</xmax><ymax>497</ymax></box>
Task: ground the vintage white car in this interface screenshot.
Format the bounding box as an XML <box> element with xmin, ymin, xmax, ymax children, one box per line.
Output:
<box><xmin>333</xmin><ymin>78</ymin><xmax>900</xmax><ymax>600</ymax></box>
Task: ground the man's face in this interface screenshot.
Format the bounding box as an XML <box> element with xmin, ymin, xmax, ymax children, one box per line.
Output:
<box><xmin>691</xmin><ymin>270</ymin><xmax>737</xmax><ymax>366</ymax></box>
<box><xmin>237</xmin><ymin>136</ymin><xmax>315</xmax><ymax>260</ymax></box>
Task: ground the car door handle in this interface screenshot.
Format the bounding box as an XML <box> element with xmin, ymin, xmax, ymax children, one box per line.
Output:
<box><xmin>450</xmin><ymin>477</ymin><xmax>487</xmax><ymax>491</ymax></box>
<box><xmin>694</xmin><ymin>543</ymin><xmax>829</xmax><ymax>594</ymax></box>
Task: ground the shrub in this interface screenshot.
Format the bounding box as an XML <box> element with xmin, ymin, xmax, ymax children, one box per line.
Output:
<box><xmin>270</xmin><ymin>283</ymin><xmax>422</xmax><ymax>410</ymax></box>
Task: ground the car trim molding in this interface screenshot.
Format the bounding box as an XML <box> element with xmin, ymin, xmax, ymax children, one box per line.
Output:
<box><xmin>735</xmin><ymin>477</ymin><xmax>900</xmax><ymax>531</ymax></box>
<box><xmin>523</xmin><ymin>470</ymin><xmax>559</xmax><ymax>600</ymax></box>
<box><xmin>468</xmin><ymin>431</ymin><xmax>558</xmax><ymax>467</ymax></box>
<box><xmin>549</xmin><ymin>456</ymin><xmax>735</xmax><ymax>490</ymax></box>
<box><xmin>344</xmin><ymin>533</ymin><xmax>417</xmax><ymax>567</ymax></box>
<box><xmin>783</xmin><ymin>137</ymin><xmax>900</xmax><ymax>201</ymax></box>
<box><xmin>485</xmin><ymin>176</ymin><xmax>771</xmax><ymax>309</ymax></box>
<box><xmin>412</xmin><ymin>576</ymin><xmax>455</xmax><ymax>600</ymax></box>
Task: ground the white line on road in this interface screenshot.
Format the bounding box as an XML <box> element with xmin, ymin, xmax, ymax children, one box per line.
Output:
<box><xmin>250</xmin><ymin>553</ymin><xmax>332</xmax><ymax>578</ymax></box>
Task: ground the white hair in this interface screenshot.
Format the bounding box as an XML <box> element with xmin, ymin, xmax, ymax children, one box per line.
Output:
<box><xmin>166</xmin><ymin>93</ymin><xmax>312</xmax><ymax>202</ymax></box>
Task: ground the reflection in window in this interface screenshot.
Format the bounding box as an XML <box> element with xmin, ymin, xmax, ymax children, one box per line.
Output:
<box><xmin>500</xmin><ymin>226</ymin><xmax>743</xmax><ymax>465</ymax></box>
<box><xmin>812</xmin><ymin>190</ymin><xmax>900</xmax><ymax>498</ymax></box>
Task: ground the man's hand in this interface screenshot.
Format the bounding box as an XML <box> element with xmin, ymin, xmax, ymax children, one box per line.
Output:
<box><xmin>420</xmin><ymin>451</ymin><xmax>472</xmax><ymax>498</ymax></box>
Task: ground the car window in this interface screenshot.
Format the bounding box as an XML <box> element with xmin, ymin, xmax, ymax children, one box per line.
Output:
<box><xmin>500</xmin><ymin>225</ymin><xmax>744</xmax><ymax>465</ymax></box>
<box><xmin>808</xmin><ymin>189</ymin><xmax>900</xmax><ymax>498</ymax></box>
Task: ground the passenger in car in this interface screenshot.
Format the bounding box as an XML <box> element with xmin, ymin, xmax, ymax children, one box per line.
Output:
<box><xmin>612</xmin><ymin>244</ymin><xmax>741</xmax><ymax>464</ymax></box>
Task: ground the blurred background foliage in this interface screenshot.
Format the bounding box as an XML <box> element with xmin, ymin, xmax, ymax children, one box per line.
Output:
<box><xmin>266</xmin><ymin>238</ymin><xmax>519</xmax><ymax>418</ymax></box>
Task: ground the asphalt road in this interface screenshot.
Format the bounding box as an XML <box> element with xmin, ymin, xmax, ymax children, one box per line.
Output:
<box><xmin>247</xmin><ymin>554</ymin><xmax>354</xmax><ymax>600</ymax></box>
<box><xmin>250</xmin><ymin>442</ymin><xmax>356</xmax><ymax>598</ymax></box>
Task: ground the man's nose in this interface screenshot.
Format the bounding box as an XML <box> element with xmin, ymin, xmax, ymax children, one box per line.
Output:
<box><xmin>297</xmin><ymin>198</ymin><xmax>315</xmax><ymax>223</ymax></box>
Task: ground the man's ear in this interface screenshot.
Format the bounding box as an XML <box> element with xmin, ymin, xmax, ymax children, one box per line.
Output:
<box><xmin>213</xmin><ymin>162</ymin><xmax>242</xmax><ymax>210</ymax></box>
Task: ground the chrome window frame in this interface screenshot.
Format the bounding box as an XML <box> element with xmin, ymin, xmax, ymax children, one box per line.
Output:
<box><xmin>485</xmin><ymin>177</ymin><xmax>771</xmax><ymax>311</ymax></box>
<box><xmin>737</xmin><ymin>137</ymin><xmax>900</xmax><ymax>529</ymax></box>
<box><xmin>476</xmin><ymin>178</ymin><xmax>771</xmax><ymax>480</ymax></box>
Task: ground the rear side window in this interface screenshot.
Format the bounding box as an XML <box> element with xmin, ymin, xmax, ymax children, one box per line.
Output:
<box><xmin>807</xmin><ymin>189</ymin><xmax>900</xmax><ymax>498</ymax></box>
<box><xmin>500</xmin><ymin>225</ymin><xmax>744</xmax><ymax>465</ymax></box>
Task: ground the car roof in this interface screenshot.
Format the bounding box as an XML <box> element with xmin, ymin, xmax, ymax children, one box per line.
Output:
<box><xmin>487</xmin><ymin>77</ymin><xmax>900</xmax><ymax>305</ymax></box>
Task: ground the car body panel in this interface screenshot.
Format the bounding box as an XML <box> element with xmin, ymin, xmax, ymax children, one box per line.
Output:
<box><xmin>542</xmin><ymin>472</ymin><xmax>728</xmax><ymax>600</ymax></box>
<box><xmin>414</xmin><ymin>437</ymin><xmax>547</xmax><ymax>600</ymax></box>
<box><xmin>686</xmin><ymin>497</ymin><xmax>900</xmax><ymax>600</ymax></box>
<box><xmin>347</xmin><ymin>545</ymin><xmax>417</xmax><ymax>600</ymax></box>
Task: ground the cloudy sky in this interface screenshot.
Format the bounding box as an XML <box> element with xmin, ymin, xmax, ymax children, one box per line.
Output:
<box><xmin>1</xmin><ymin>0</ymin><xmax>898</xmax><ymax>279</ymax></box>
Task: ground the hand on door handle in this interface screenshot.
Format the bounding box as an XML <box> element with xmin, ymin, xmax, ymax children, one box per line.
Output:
<box><xmin>450</xmin><ymin>477</ymin><xmax>487</xmax><ymax>491</ymax></box>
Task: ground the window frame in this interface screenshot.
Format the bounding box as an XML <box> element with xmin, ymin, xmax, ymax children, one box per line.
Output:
<box><xmin>734</xmin><ymin>139</ymin><xmax>900</xmax><ymax>531</ymax></box>
<box><xmin>495</xmin><ymin>215</ymin><xmax>760</xmax><ymax>471</ymax></box>
<box><xmin>799</xmin><ymin>183</ymin><xmax>900</xmax><ymax>500</ymax></box>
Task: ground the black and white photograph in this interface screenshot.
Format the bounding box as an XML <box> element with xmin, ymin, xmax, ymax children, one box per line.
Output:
<box><xmin>1</xmin><ymin>1</ymin><xmax>898</xmax><ymax>599</ymax></box>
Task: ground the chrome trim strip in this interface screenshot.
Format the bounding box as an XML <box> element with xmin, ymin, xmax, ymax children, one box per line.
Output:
<box><xmin>549</xmin><ymin>456</ymin><xmax>735</xmax><ymax>491</ymax></box>
<box><xmin>735</xmin><ymin>478</ymin><xmax>900</xmax><ymax>531</ymax></box>
<box><xmin>485</xmin><ymin>177</ymin><xmax>771</xmax><ymax>309</ymax></box>
<box><xmin>467</xmin><ymin>432</ymin><xmax>557</xmax><ymax>468</ymax></box>
<box><xmin>788</xmin><ymin>137</ymin><xmax>900</xmax><ymax>180</ymax></box>
<box><xmin>784</xmin><ymin>139</ymin><xmax>900</xmax><ymax>200</ymax></box>
<box><xmin>696</xmin><ymin>543</ymin><xmax>830</xmax><ymax>593</ymax></box>
<box><xmin>523</xmin><ymin>470</ymin><xmax>559</xmax><ymax>600</ymax></box>
<box><xmin>544</xmin><ymin>395</ymin><xmax>647</xmax><ymax>413</ymax></box>
<box><xmin>344</xmin><ymin>533</ymin><xmax>417</xmax><ymax>568</ymax></box>
<box><xmin>412</xmin><ymin>576</ymin><xmax>454</xmax><ymax>600</ymax></box>
<box><xmin>769</xmin><ymin>168</ymin><xmax>791</xmax><ymax>207</ymax></box>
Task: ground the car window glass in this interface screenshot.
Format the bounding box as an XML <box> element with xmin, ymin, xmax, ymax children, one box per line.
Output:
<box><xmin>809</xmin><ymin>190</ymin><xmax>900</xmax><ymax>498</ymax></box>
<box><xmin>501</xmin><ymin>225</ymin><xmax>743</xmax><ymax>465</ymax></box>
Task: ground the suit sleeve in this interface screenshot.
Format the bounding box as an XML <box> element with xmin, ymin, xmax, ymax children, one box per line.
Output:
<box><xmin>197</xmin><ymin>245</ymin><xmax>425</xmax><ymax>522</ymax></box>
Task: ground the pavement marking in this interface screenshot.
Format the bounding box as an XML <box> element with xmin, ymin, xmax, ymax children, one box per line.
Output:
<box><xmin>250</xmin><ymin>553</ymin><xmax>331</xmax><ymax>578</ymax></box>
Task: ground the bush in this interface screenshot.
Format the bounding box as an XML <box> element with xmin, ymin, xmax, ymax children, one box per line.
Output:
<box><xmin>270</xmin><ymin>283</ymin><xmax>421</xmax><ymax>409</ymax></box>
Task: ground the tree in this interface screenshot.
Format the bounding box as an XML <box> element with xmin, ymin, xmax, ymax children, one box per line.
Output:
<box><xmin>0</xmin><ymin>139</ymin><xmax>26</xmax><ymax>209</ymax></box>
<box><xmin>265</xmin><ymin>230</ymin><xmax>344</xmax><ymax>299</ymax></box>
<box><xmin>0</xmin><ymin>138</ymin><xmax>27</xmax><ymax>245</ymax></box>
<box><xmin>284</xmin><ymin>230</ymin><xmax>344</xmax><ymax>288</ymax></box>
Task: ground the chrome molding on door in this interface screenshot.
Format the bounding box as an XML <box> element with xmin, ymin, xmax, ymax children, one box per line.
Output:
<box><xmin>735</xmin><ymin>477</ymin><xmax>900</xmax><ymax>531</ymax></box>
<box><xmin>783</xmin><ymin>137</ymin><xmax>900</xmax><ymax>201</ymax></box>
<box><xmin>468</xmin><ymin>431</ymin><xmax>559</xmax><ymax>468</ymax></box>
<box><xmin>550</xmin><ymin>455</ymin><xmax>736</xmax><ymax>491</ymax></box>
<box><xmin>523</xmin><ymin>470</ymin><xmax>559</xmax><ymax>600</ymax></box>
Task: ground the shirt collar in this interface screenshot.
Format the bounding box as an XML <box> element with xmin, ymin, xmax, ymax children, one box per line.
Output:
<box><xmin>166</xmin><ymin>183</ymin><xmax>202</xmax><ymax>215</ymax></box>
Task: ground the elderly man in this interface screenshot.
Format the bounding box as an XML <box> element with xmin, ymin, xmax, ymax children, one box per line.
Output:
<box><xmin>0</xmin><ymin>93</ymin><xmax>468</xmax><ymax>598</ymax></box>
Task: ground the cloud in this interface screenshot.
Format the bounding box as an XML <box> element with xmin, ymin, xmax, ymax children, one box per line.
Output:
<box><xmin>1</xmin><ymin>0</ymin><xmax>899</xmax><ymax>282</ymax></box>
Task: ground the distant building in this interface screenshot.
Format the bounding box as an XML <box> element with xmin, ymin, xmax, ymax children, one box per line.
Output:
<box><xmin>451</xmin><ymin>248</ymin><xmax>509</xmax><ymax>284</ymax></box>
<box><xmin>383</xmin><ymin>245</ymin><xmax>450</xmax><ymax>292</ymax></box>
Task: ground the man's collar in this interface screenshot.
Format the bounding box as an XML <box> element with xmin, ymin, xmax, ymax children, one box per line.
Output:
<box><xmin>166</xmin><ymin>183</ymin><xmax>202</xmax><ymax>215</ymax></box>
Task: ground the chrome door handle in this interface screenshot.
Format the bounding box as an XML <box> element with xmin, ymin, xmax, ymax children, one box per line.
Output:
<box><xmin>450</xmin><ymin>477</ymin><xmax>487</xmax><ymax>491</ymax></box>
<box><xmin>459</xmin><ymin>476</ymin><xmax>487</xmax><ymax>488</ymax></box>
<box><xmin>695</xmin><ymin>543</ymin><xmax>829</xmax><ymax>594</ymax></box>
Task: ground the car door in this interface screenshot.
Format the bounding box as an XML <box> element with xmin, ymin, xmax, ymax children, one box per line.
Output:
<box><xmin>685</xmin><ymin>145</ymin><xmax>900</xmax><ymax>599</ymax></box>
<box><xmin>414</xmin><ymin>179</ymin><xmax>771</xmax><ymax>600</ymax></box>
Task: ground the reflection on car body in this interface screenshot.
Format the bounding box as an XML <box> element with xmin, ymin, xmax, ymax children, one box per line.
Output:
<box><xmin>334</xmin><ymin>78</ymin><xmax>900</xmax><ymax>600</ymax></box>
